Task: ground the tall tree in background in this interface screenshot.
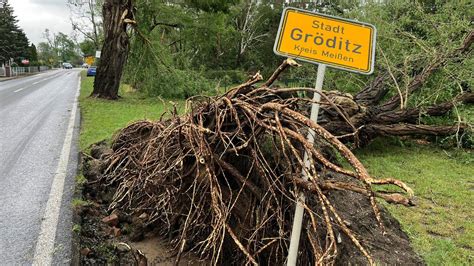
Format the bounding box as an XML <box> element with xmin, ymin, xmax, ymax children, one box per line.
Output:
<box><xmin>234</xmin><ymin>1</ymin><xmax>269</xmax><ymax>66</ymax></box>
<box><xmin>91</xmin><ymin>0</ymin><xmax>134</xmax><ymax>99</ymax></box>
<box><xmin>79</xmin><ymin>39</ymin><xmax>97</xmax><ymax>56</ymax></box>
<box><xmin>12</xmin><ymin>28</ymin><xmax>29</xmax><ymax>64</ymax></box>
<box><xmin>38</xmin><ymin>29</ymin><xmax>81</xmax><ymax>66</ymax></box>
<box><xmin>68</xmin><ymin>0</ymin><xmax>103</xmax><ymax>51</ymax></box>
<box><xmin>28</xmin><ymin>44</ymin><xmax>38</xmax><ymax>63</ymax></box>
<box><xmin>55</xmin><ymin>32</ymin><xmax>79</xmax><ymax>62</ymax></box>
<box><xmin>37</xmin><ymin>41</ymin><xmax>57</xmax><ymax>66</ymax></box>
<box><xmin>0</xmin><ymin>2</ymin><xmax>30</xmax><ymax>65</ymax></box>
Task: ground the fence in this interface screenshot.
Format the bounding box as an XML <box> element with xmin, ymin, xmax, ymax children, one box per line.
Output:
<box><xmin>0</xmin><ymin>66</ymin><xmax>50</xmax><ymax>77</ymax></box>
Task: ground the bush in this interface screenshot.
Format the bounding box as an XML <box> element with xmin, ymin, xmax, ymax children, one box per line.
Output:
<box><xmin>204</xmin><ymin>69</ymin><xmax>247</xmax><ymax>86</ymax></box>
<box><xmin>126</xmin><ymin>64</ymin><xmax>215</xmax><ymax>98</ymax></box>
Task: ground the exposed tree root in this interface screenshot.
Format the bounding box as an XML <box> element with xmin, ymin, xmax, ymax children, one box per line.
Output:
<box><xmin>94</xmin><ymin>59</ymin><xmax>419</xmax><ymax>265</ymax></box>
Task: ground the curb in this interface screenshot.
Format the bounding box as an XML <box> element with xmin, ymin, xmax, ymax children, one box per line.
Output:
<box><xmin>70</xmin><ymin>152</ymin><xmax>83</xmax><ymax>266</ymax></box>
<box><xmin>0</xmin><ymin>77</ymin><xmax>18</xmax><ymax>82</ymax></box>
<box><xmin>0</xmin><ymin>70</ymin><xmax>56</xmax><ymax>82</ymax></box>
<box><xmin>71</xmin><ymin>73</ymin><xmax>83</xmax><ymax>266</ymax></box>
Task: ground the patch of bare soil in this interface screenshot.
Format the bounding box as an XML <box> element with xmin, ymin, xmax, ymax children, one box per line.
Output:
<box><xmin>77</xmin><ymin>143</ymin><xmax>206</xmax><ymax>265</ymax></box>
<box><xmin>325</xmin><ymin>174</ymin><xmax>422</xmax><ymax>265</ymax></box>
<box><xmin>77</xmin><ymin>185</ymin><xmax>206</xmax><ymax>265</ymax></box>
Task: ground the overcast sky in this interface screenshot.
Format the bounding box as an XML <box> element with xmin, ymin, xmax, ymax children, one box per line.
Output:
<box><xmin>10</xmin><ymin>0</ymin><xmax>74</xmax><ymax>45</ymax></box>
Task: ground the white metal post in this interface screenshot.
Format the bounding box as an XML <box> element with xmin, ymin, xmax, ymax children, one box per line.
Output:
<box><xmin>286</xmin><ymin>64</ymin><xmax>326</xmax><ymax>266</ymax></box>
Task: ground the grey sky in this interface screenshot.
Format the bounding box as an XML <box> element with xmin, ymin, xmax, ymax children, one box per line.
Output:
<box><xmin>10</xmin><ymin>0</ymin><xmax>74</xmax><ymax>45</ymax></box>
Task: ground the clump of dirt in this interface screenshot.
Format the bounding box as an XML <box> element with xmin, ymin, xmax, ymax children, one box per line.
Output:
<box><xmin>324</xmin><ymin>174</ymin><xmax>422</xmax><ymax>265</ymax></box>
<box><xmin>76</xmin><ymin>201</ymin><xmax>203</xmax><ymax>265</ymax></box>
<box><xmin>78</xmin><ymin>142</ymin><xmax>206</xmax><ymax>265</ymax></box>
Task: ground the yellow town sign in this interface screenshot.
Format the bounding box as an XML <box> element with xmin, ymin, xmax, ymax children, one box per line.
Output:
<box><xmin>274</xmin><ymin>8</ymin><xmax>376</xmax><ymax>74</ymax></box>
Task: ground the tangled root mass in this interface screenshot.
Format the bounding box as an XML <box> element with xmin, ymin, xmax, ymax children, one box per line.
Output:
<box><xmin>95</xmin><ymin>59</ymin><xmax>416</xmax><ymax>265</ymax></box>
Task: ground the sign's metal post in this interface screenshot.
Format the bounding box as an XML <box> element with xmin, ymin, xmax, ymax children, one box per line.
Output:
<box><xmin>286</xmin><ymin>63</ymin><xmax>326</xmax><ymax>266</ymax></box>
<box><xmin>272</xmin><ymin>6</ymin><xmax>376</xmax><ymax>265</ymax></box>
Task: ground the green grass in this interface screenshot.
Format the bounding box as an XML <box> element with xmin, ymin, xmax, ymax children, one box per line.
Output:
<box><xmin>79</xmin><ymin>71</ymin><xmax>184</xmax><ymax>150</ymax></box>
<box><xmin>75</xmin><ymin>174</ymin><xmax>87</xmax><ymax>186</ymax></box>
<box><xmin>78</xmin><ymin>72</ymin><xmax>473</xmax><ymax>264</ymax></box>
<box><xmin>72</xmin><ymin>198</ymin><xmax>91</xmax><ymax>208</ymax></box>
<box><xmin>72</xmin><ymin>224</ymin><xmax>82</xmax><ymax>234</ymax></box>
<box><xmin>356</xmin><ymin>138</ymin><xmax>474</xmax><ymax>265</ymax></box>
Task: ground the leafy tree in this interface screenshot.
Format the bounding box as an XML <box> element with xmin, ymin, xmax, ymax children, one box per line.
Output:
<box><xmin>12</xmin><ymin>29</ymin><xmax>29</xmax><ymax>64</ymax></box>
<box><xmin>37</xmin><ymin>42</ymin><xmax>58</xmax><ymax>66</ymax></box>
<box><xmin>79</xmin><ymin>39</ymin><xmax>96</xmax><ymax>56</ymax></box>
<box><xmin>0</xmin><ymin>2</ymin><xmax>30</xmax><ymax>65</ymax></box>
<box><xmin>38</xmin><ymin>29</ymin><xmax>81</xmax><ymax>66</ymax></box>
<box><xmin>184</xmin><ymin>0</ymin><xmax>240</xmax><ymax>13</ymax></box>
<box><xmin>28</xmin><ymin>44</ymin><xmax>38</xmax><ymax>62</ymax></box>
<box><xmin>68</xmin><ymin>0</ymin><xmax>104</xmax><ymax>50</ymax></box>
<box><xmin>121</xmin><ymin>0</ymin><xmax>471</xmax><ymax>106</ymax></box>
<box><xmin>56</xmin><ymin>32</ymin><xmax>79</xmax><ymax>62</ymax></box>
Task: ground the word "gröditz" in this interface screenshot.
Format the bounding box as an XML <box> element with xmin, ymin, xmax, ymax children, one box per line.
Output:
<box><xmin>290</xmin><ymin>28</ymin><xmax>362</xmax><ymax>54</ymax></box>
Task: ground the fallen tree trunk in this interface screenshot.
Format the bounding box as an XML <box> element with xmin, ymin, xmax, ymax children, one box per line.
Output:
<box><xmin>316</xmin><ymin>30</ymin><xmax>473</xmax><ymax>146</ymax></box>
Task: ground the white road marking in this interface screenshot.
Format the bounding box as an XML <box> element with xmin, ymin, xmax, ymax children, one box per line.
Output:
<box><xmin>32</xmin><ymin>75</ymin><xmax>80</xmax><ymax>265</ymax></box>
<box><xmin>42</xmin><ymin>78</ymin><xmax>48</xmax><ymax>81</ymax></box>
<box><xmin>33</xmin><ymin>81</ymin><xmax>39</xmax><ymax>85</ymax></box>
<box><xmin>13</xmin><ymin>87</ymin><xmax>25</xmax><ymax>93</ymax></box>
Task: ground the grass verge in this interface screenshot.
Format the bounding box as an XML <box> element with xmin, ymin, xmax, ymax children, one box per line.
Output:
<box><xmin>78</xmin><ymin>71</ymin><xmax>473</xmax><ymax>264</ymax></box>
<box><xmin>79</xmin><ymin>71</ymin><xmax>184</xmax><ymax>150</ymax></box>
<box><xmin>356</xmin><ymin>138</ymin><xmax>473</xmax><ymax>265</ymax></box>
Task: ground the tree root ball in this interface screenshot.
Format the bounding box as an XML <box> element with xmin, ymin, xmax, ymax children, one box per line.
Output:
<box><xmin>84</xmin><ymin>59</ymin><xmax>429</xmax><ymax>265</ymax></box>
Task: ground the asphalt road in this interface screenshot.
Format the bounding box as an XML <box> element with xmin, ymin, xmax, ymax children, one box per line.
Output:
<box><xmin>0</xmin><ymin>69</ymin><xmax>81</xmax><ymax>265</ymax></box>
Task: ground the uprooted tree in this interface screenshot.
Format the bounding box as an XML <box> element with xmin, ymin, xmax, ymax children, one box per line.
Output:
<box><xmin>83</xmin><ymin>29</ymin><xmax>473</xmax><ymax>264</ymax></box>
<box><xmin>88</xmin><ymin>61</ymin><xmax>415</xmax><ymax>264</ymax></box>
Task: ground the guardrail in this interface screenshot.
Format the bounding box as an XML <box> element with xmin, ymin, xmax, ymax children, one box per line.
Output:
<box><xmin>0</xmin><ymin>66</ymin><xmax>50</xmax><ymax>77</ymax></box>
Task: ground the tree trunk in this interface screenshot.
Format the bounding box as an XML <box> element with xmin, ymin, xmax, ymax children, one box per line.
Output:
<box><xmin>315</xmin><ymin>30</ymin><xmax>474</xmax><ymax>146</ymax></box>
<box><xmin>91</xmin><ymin>0</ymin><xmax>133</xmax><ymax>100</ymax></box>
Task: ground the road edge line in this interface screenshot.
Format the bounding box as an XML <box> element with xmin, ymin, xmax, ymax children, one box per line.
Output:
<box><xmin>32</xmin><ymin>74</ymin><xmax>81</xmax><ymax>265</ymax></box>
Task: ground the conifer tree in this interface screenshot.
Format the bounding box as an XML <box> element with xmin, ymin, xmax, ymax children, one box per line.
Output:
<box><xmin>0</xmin><ymin>2</ymin><xmax>30</xmax><ymax>64</ymax></box>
